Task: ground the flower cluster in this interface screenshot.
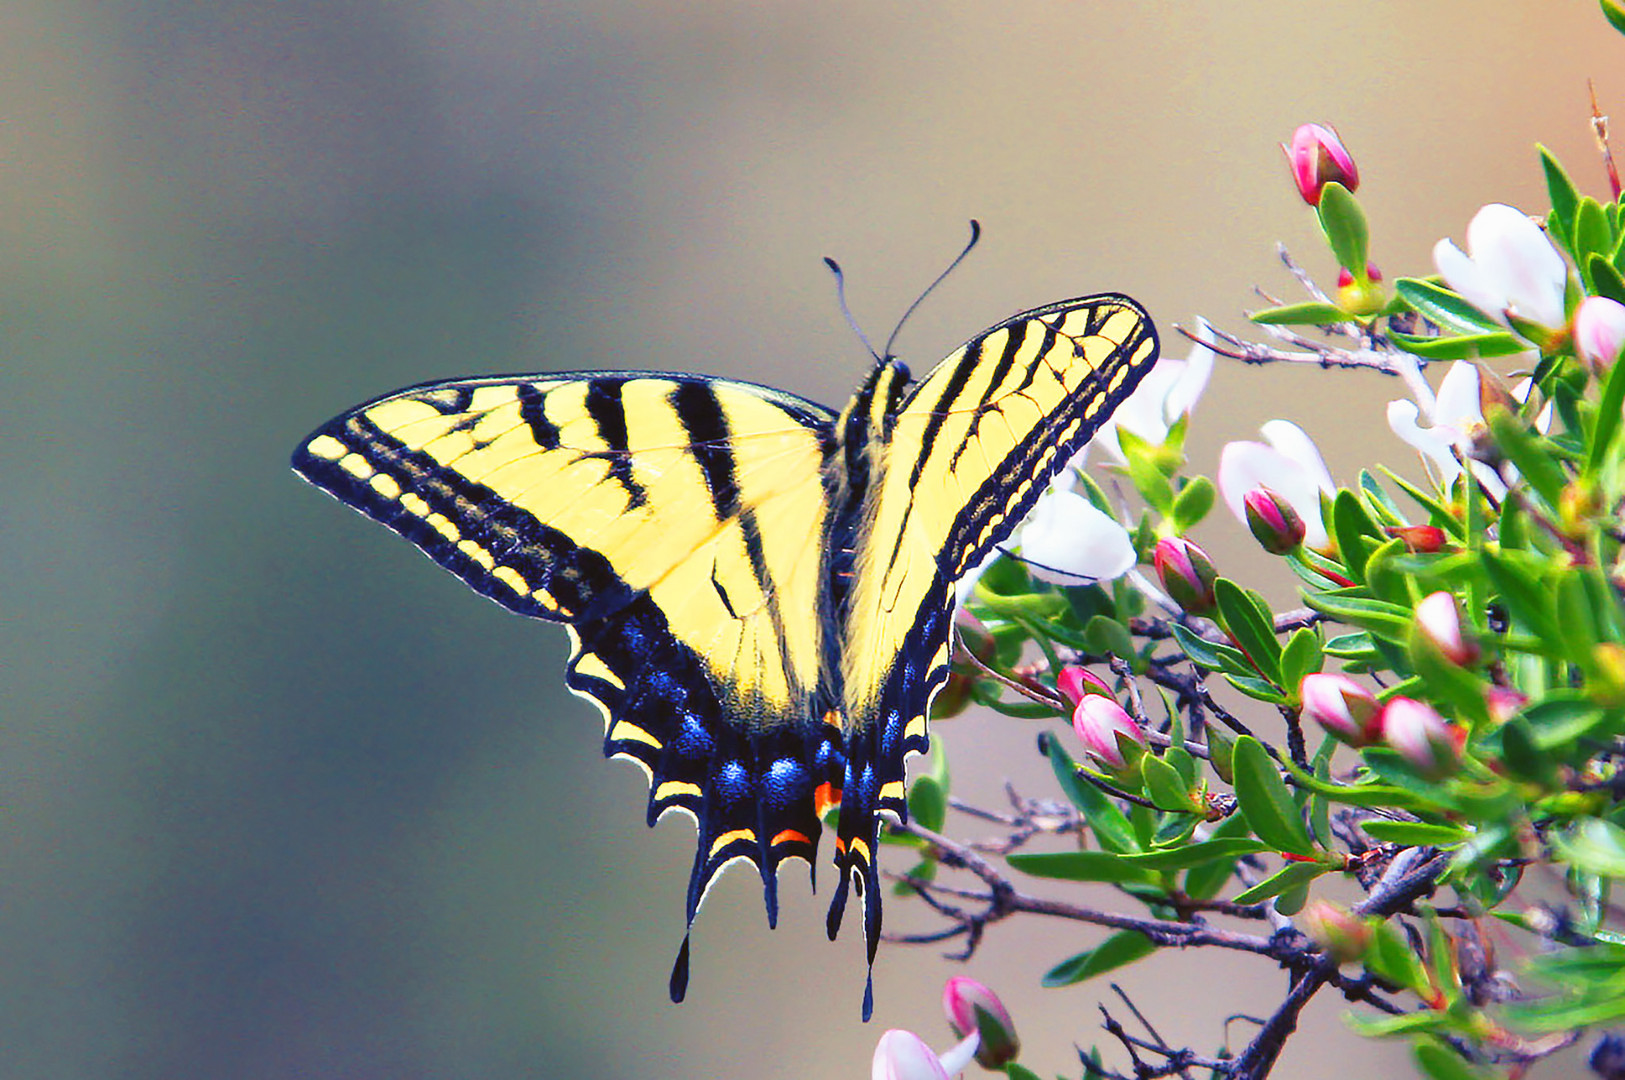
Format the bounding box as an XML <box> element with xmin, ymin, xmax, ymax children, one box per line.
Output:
<box><xmin>889</xmin><ymin>85</ymin><xmax>1625</xmax><ymax>1080</ymax></box>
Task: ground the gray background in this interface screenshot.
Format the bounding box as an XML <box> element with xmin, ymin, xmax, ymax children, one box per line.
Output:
<box><xmin>5</xmin><ymin>2</ymin><xmax>1620</xmax><ymax>1077</ymax></box>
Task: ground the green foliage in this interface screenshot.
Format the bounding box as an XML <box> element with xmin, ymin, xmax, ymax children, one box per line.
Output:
<box><xmin>935</xmin><ymin>130</ymin><xmax>1625</xmax><ymax>1080</ymax></box>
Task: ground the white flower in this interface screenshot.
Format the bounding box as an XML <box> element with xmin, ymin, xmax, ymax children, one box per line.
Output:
<box><xmin>1386</xmin><ymin>360</ymin><xmax>1548</xmax><ymax>499</ymax></box>
<box><xmin>1015</xmin><ymin>483</ymin><xmax>1136</xmax><ymax>585</ymax></box>
<box><xmin>1217</xmin><ymin>421</ymin><xmax>1335</xmax><ymax>549</ymax></box>
<box><xmin>1433</xmin><ymin>203</ymin><xmax>1568</xmax><ymax>330</ymax></box>
<box><xmin>1089</xmin><ymin>318</ymin><xmax>1215</xmax><ymax>464</ymax></box>
<box><xmin>872</xmin><ymin>1029</ymin><xmax>955</xmax><ymax>1080</ymax></box>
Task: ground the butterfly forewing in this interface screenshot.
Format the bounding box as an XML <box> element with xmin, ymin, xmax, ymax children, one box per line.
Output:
<box><xmin>827</xmin><ymin>295</ymin><xmax>1158</xmax><ymax>965</ymax></box>
<box><xmin>293</xmin><ymin>372</ymin><xmax>848</xmax><ymax>935</ymax></box>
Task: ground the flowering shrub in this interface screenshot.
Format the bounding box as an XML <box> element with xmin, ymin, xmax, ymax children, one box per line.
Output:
<box><xmin>875</xmin><ymin>9</ymin><xmax>1625</xmax><ymax>1078</ymax></box>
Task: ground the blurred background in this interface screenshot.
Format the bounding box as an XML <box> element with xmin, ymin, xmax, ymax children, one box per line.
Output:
<box><xmin>5</xmin><ymin>2</ymin><xmax>1622</xmax><ymax>1077</ymax></box>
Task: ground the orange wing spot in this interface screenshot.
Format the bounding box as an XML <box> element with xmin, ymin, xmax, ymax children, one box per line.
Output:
<box><xmin>814</xmin><ymin>781</ymin><xmax>842</xmax><ymax>818</ymax></box>
<box><xmin>821</xmin><ymin>708</ymin><xmax>843</xmax><ymax>730</ymax></box>
<box><xmin>833</xmin><ymin>835</ymin><xmax>847</xmax><ymax>856</ymax></box>
<box><xmin>771</xmin><ymin>829</ymin><xmax>811</xmax><ymax>848</ymax></box>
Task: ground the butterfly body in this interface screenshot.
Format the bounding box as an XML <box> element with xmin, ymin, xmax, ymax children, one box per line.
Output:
<box><xmin>293</xmin><ymin>292</ymin><xmax>1157</xmax><ymax>1017</ymax></box>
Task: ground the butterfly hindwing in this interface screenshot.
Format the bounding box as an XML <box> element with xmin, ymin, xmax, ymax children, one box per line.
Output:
<box><xmin>293</xmin><ymin>372</ymin><xmax>848</xmax><ymax>942</ymax></box>
<box><xmin>828</xmin><ymin>295</ymin><xmax>1159</xmax><ymax>975</ymax></box>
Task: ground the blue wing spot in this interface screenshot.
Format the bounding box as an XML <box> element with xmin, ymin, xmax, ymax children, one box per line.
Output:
<box><xmin>762</xmin><ymin>758</ymin><xmax>810</xmax><ymax>810</ymax></box>
<box><xmin>648</xmin><ymin>669</ymin><xmax>687</xmax><ymax>705</ymax></box>
<box><xmin>674</xmin><ymin>712</ymin><xmax>715</xmax><ymax>757</ymax></box>
<box><xmin>716</xmin><ymin>760</ymin><xmax>751</xmax><ymax>803</ymax></box>
<box><xmin>879</xmin><ymin>710</ymin><xmax>903</xmax><ymax>760</ymax></box>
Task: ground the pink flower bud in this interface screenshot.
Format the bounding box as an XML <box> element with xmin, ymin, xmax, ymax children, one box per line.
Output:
<box><xmin>1057</xmin><ymin>666</ymin><xmax>1111</xmax><ymax>707</ymax></box>
<box><xmin>1415</xmin><ymin>591</ymin><xmax>1480</xmax><ymax>666</ymax></box>
<box><xmin>942</xmin><ymin>976</ymin><xmax>1020</xmax><ymax>1069</ymax></box>
<box><xmin>1382</xmin><ymin>697</ymin><xmax>1465</xmax><ymax>779</ymax></box>
<box><xmin>1575</xmin><ymin>295</ymin><xmax>1625</xmax><ymax>370</ymax></box>
<box><xmin>1242</xmin><ymin>487</ymin><xmax>1307</xmax><ymax>555</ymax></box>
<box><xmin>872</xmin><ymin>1030</ymin><xmax>953</xmax><ymax>1080</ymax></box>
<box><xmin>1299</xmin><ymin>673</ymin><xmax>1382</xmax><ymax>746</ymax></box>
<box><xmin>1153</xmin><ymin>536</ymin><xmax>1218</xmax><ymax>615</ymax></box>
<box><xmin>1484</xmin><ymin>686</ymin><xmax>1528</xmax><ymax>725</ymax></box>
<box><xmin>1284</xmin><ymin>123</ymin><xmax>1359</xmax><ymax>206</ymax></box>
<box><xmin>1385</xmin><ymin>525</ymin><xmax>1448</xmax><ymax>554</ymax></box>
<box><xmin>1301</xmin><ymin>899</ymin><xmax>1373</xmax><ymax>964</ymax></box>
<box><xmin>1072</xmin><ymin>694</ymin><xmax>1147</xmax><ymax>771</ymax></box>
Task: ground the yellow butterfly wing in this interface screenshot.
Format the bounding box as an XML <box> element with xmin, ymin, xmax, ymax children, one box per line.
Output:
<box><xmin>827</xmin><ymin>295</ymin><xmax>1158</xmax><ymax>994</ymax></box>
<box><xmin>293</xmin><ymin>373</ymin><xmax>846</xmax><ymax>960</ymax></box>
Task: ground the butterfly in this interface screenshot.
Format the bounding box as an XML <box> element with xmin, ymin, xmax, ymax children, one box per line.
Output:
<box><xmin>292</xmin><ymin>285</ymin><xmax>1157</xmax><ymax>1018</ymax></box>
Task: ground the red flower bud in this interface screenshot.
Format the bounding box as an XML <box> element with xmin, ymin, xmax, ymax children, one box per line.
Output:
<box><xmin>1385</xmin><ymin>525</ymin><xmax>1448</xmax><ymax>553</ymax></box>
<box><xmin>1382</xmin><ymin>697</ymin><xmax>1465</xmax><ymax>779</ymax></box>
<box><xmin>1242</xmin><ymin>487</ymin><xmax>1306</xmax><ymax>555</ymax></box>
<box><xmin>942</xmin><ymin>977</ymin><xmax>1020</xmax><ymax>1069</ymax></box>
<box><xmin>1072</xmin><ymin>694</ymin><xmax>1147</xmax><ymax>771</ymax></box>
<box><xmin>1299</xmin><ymin>673</ymin><xmax>1383</xmax><ymax>746</ymax></box>
<box><xmin>1284</xmin><ymin>123</ymin><xmax>1359</xmax><ymax>206</ymax></box>
<box><xmin>1153</xmin><ymin>536</ymin><xmax>1218</xmax><ymax>615</ymax></box>
<box><xmin>1056</xmin><ymin>665</ymin><xmax>1111</xmax><ymax>707</ymax></box>
<box><xmin>1414</xmin><ymin>591</ymin><xmax>1480</xmax><ymax>666</ymax></box>
<box><xmin>1301</xmin><ymin>899</ymin><xmax>1373</xmax><ymax>964</ymax></box>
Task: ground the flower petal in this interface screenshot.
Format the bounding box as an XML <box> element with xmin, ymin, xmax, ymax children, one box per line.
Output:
<box><xmin>1017</xmin><ymin>490</ymin><xmax>1135</xmax><ymax>584</ymax></box>
<box><xmin>1465</xmin><ymin>203</ymin><xmax>1567</xmax><ymax>328</ymax></box>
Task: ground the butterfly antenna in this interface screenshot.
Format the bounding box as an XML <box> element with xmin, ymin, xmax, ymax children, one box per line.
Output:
<box><xmin>824</xmin><ymin>256</ymin><xmax>882</xmax><ymax>363</ymax></box>
<box><xmin>881</xmin><ymin>219</ymin><xmax>981</xmax><ymax>361</ymax></box>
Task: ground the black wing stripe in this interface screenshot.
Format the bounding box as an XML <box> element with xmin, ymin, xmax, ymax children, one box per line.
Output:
<box><xmin>517</xmin><ymin>383</ymin><xmax>562</xmax><ymax>451</ymax></box>
<box><xmin>583</xmin><ymin>379</ymin><xmax>649</xmax><ymax>510</ymax></box>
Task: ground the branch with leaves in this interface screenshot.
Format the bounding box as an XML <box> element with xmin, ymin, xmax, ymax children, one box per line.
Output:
<box><xmin>870</xmin><ymin>12</ymin><xmax>1625</xmax><ymax>1080</ymax></box>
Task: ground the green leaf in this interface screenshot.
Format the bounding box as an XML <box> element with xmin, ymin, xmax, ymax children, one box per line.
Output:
<box><xmin>1041</xmin><ymin>930</ymin><xmax>1156</xmax><ymax>987</ymax></box>
<box><xmin>1317</xmin><ymin>181</ymin><xmax>1368</xmax><ymax>275</ymax></box>
<box><xmin>1279</xmin><ymin>628</ymin><xmax>1323</xmax><ymax>695</ymax></box>
<box><xmin>1231</xmin><ymin>859</ymin><xmax>1327</xmax><ymax>904</ymax></box>
<box><xmin>1332</xmin><ymin>489</ymin><xmax>1380</xmax><ymax>582</ymax></box>
<box><xmin>1141</xmin><ymin>754</ymin><xmax>1199</xmax><ymax>814</ymax></box>
<box><xmin>1231</xmin><ymin>736</ymin><xmax>1315</xmax><ymax>855</ymax></box>
<box><xmin>1406</xmin><ymin>623</ymin><xmax>1490</xmax><ymax>726</ymax></box>
<box><xmin>1388</xmin><ymin>330</ymin><xmax>1528</xmax><ymax>360</ymax></box>
<box><xmin>1304</xmin><ymin>591</ymin><xmax>1413</xmax><ymax>643</ymax></box>
<box><xmin>1170</xmin><ymin>475</ymin><xmax>1215</xmax><ymax>532</ymax></box>
<box><xmin>1249</xmin><ymin>301</ymin><xmax>1351</xmax><ymax>326</ymax></box>
<box><xmin>1214</xmin><ymin>578</ymin><xmax>1283</xmax><ymax>685</ymax></box>
<box><xmin>1540</xmin><ymin>145</ymin><xmax>1580</xmax><ymax>254</ymax></box>
<box><xmin>1041</xmin><ymin>735</ymin><xmax>1139</xmax><ymax>854</ymax></box>
<box><xmin>1604</xmin><ymin>0</ymin><xmax>1625</xmax><ymax>35</ymax></box>
<box><xmin>1224</xmin><ymin>673</ymin><xmax>1288</xmax><ymax>703</ymax></box>
<box><xmin>1343</xmin><ymin>1011</ymin><xmax>1448</xmax><ymax>1038</ymax></box>
<box><xmin>1360</xmin><ymin>820</ymin><xmax>1469</xmax><ymax>847</ymax></box>
<box><xmin>1083</xmin><ymin>615</ymin><xmax>1135</xmax><ymax>665</ymax></box>
<box><xmin>1119</xmin><ymin>837</ymin><xmax>1269</xmax><ymax>870</ymax></box>
<box><xmin>1364</xmin><ymin>918</ymin><xmax>1433</xmax><ymax>996</ymax></box>
<box><xmin>1393</xmin><ymin>277</ymin><xmax>1502</xmax><ymax>335</ymax></box>
<box><xmin>1481</xmin><ymin>548</ymin><xmax>1565</xmax><ymax>649</ymax></box>
<box><xmin>1589</xmin><ymin>351</ymin><xmax>1625</xmax><ymax>474</ymax></box>
<box><xmin>1168</xmin><ymin>622</ymin><xmax>1251</xmax><ymax>673</ymax></box>
<box><xmin>1006</xmin><ymin>850</ymin><xmax>1161</xmax><ymax>886</ymax></box>
<box><xmin>1323</xmin><ymin>631</ymin><xmax>1380</xmax><ymax>660</ymax></box>
<box><xmin>1592</xmin><ymin>254</ymin><xmax>1625</xmax><ymax>306</ymax></box>
<box><xmin>1576</xmin><ymin>196</ymin><xmax>1613</xmax><ymax>265</ymax></box>
<box><xmin>1413</xmin><ymin>1036</ymin><xmax>1491</xmax><ymax>1080</ymax></box>
<box><xmin>1003</xmin><ymin>1065</ymin><xmax>1043</xmax><ymax>1080</ymax></box>
<box><xmin>907</xmin><ymin>773</ymin><xmax>948</xmax><ymax>834</ymax></box>
<box><xmin>1554</xmin><ymin>819</ymin><xmax>1625</xmax><ymax>878</ymax></box>
<box><xmin>1484</xmin><ymin>408</ymin><xmax>1565</xmax><ymax>509</ymax></box>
